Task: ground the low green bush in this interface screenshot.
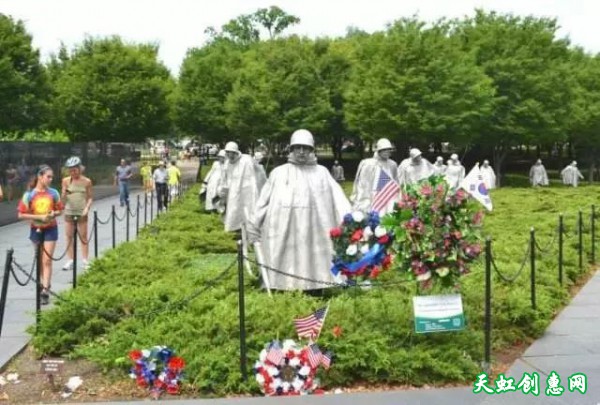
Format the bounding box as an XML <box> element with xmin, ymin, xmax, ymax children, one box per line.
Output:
<box><xmin>31</xmin><ymin>184</ymin><xmax>596</xmax><ymax>395</ymax></box>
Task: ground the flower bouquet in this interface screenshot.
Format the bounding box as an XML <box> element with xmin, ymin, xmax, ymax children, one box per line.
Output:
<box><xmin>128</xmin><ymin>346</ymin><xmax>185</xmax><ymax>397</ymax></box>
<box><xmin>383</xmin><ymin>175</ymin><xmax>484</xmax><ymax>290</ymax></box>
<box><xmin>329</xmin><ymin>211</ymin><xmax>394</xmax><ymax>283</ymax></box>
<box><xmin>253</xmin><ymin>339</ymin><xmax>331</xmax><ymax>396</ymax></box>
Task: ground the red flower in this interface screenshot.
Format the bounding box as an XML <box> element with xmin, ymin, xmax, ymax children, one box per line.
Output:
<box><xmin>382</xmin><ymin>254</ymin><xmax>392</xmax><ymax>269</ymax></box>
<box><xmin>168</xmin><ymin>356</ymin><xmax>185</xmax><ymax>371</ymax></box>
<box><xmin>136</xmin><ymin>375</ymin><xmax>147</xmax><ymax>387</ymax></box>
<box><xmin>153</xmin><ymin>379</ymin><xmax>165</xmax><ymax>389</ymax></box>
<box><xmin>378</xmin><ymin>235</ymin><xmax>390</xmax><ymax>244</ymax></box>
<box><xmin>369</xmin><ymin>266</ymin><xmax>381</xmax><ymax>279</ymax></box>
<box><xmin>166</xmin><ymin>384</ymin><xmax>180</xmax><ymax>395</ymax></box>
<box><xmin>129</xmin><ymin>349</ymin><xmax>143</xmax><ymax>362</ymax></box>
<box><xmin>332</xmin><ymin>325</ymin><xmax>343</xmax><ymax>338</ymax></box>
<box><xmin>351</xmin><ymin>229</ymin><xmax>363</xmax><ymax>242</ymax></box>
<box><xmin>330</xmin><ymin>227</ymin><xmax>342</xmax><ymax>238</ymax></box>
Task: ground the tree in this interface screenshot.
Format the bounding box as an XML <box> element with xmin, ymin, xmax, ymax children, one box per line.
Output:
<box><xmin>0</xmin><ymin>14</ymin><xmax>49</xmax><ymax>134</ymax></box>
<box><xmin>344</xmin><ymin>18</ymin><xmax>495</xmax><ymax>155</ymax></box>
<box><xmin>453</xmin><ymin>10</ymin><xmax>574</xmax><ymax>181</ymax></box>
<box><xmin>225</xmin><ymin>37</ymin><xmax>333</xmax><ymax>147</ymax></box>
<box><xmin>50</xmin><ymin>36</ymin><xmax>174</xmax><ymax>142</ymax></box>
<box><xmin>254</xmin><ymin>6</ymin><xmax>300</xmax><ymax>39</ymax></box>
<box><xmin>175</xmin><ymin>39</ymin><xmax>243</xmax><ymax>142</ymax></box>
<box><xmin>567</xmin><ymin>49</ymin><xmax>600</xmax><ymax>181</ymax></box>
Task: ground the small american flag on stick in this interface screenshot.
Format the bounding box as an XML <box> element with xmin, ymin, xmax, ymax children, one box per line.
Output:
<box><xmin>293</xmin><ymin>305</ymin><xmax>329</xmax><ymax>339</ymax></box>
<box><xmin>371</xmin><ymin>169</ymin><xmax>400</xmax><ymax>213</ymax></box>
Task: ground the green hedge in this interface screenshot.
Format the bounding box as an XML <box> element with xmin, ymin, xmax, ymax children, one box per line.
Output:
<box><xmin>31</xmin><ymin>184</ymin><xmax>595</xmax><ymax>395</ymax></box>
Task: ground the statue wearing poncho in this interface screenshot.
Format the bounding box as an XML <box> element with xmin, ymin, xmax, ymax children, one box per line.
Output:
<box><xmin>529</xmin><ymin>159</ymin><xmax>549</xmax><ymax>186</ymax></box>
<box><xmin>203</xmin><ymin>150</ymin><xmax>226</xmax><ymax>212</ymax></box>
<box><xmin>444</xmin><ymin>154</ymin><xmax>466</xmax><ymax>190</ymax></box>
<box><xmin>248</xmin><ymin>130</ymin><xmax>351</xmax><ymax>291</ymax></box>
<box><xmin>399</xmin><ymin>148</ymin><xmax>435</xmax><ymax>187</ymax></box>
<box><xmin>350</xmin><ymin>138</ymin><xmax>398</xmax><ymax>215</ymax></box>
<box><xmin>220</xmin><ymin>142</ymin><xmax>260</xmax><ymax>232</ymax></box>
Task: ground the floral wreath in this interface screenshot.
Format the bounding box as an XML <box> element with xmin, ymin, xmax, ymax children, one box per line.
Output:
<box><xmin>128</xmin><ymin>346</ymin><xmax>185</xmax><ymax>397</ymax></box>
<box><xmin>383</xmin><ymin>175</ymin><xmax>484</xmax><ymax>290</ymax></box>
<box><xmin>330</xmin><ymin>211</ymin><xmax>394</xmax><ymax>282</ymax></box>
<box><xmin>253</xmin><ymin>339</ymin><xmax>325</xmax><ymax>396</ymax></box>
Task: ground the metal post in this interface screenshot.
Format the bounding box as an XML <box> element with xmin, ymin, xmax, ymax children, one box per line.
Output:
<box><xmin>150</xmin><ymin>190</ymin><xmax>154</xmax><ymax>222</ymax></box>
<box><xmin>136</xmin><ymin>195</ymin><xmax>140</xmax><ymax>236</ymax></box>
<box><xmin>558</xmin><ymin>214</ymin><xmax>563</xmax><ymax>286</ymax></box>
<box><xmin>144</xmin><ymin>192</ymin><xmax>148</xmax><ymax>226</ymax></box>
<box><xmin>484</xmin><ymin>238</ymin><xmax>492</xmax><ymax>373</ymax></box>
<box><xmin>530</xmin><ymin>228</ymin><xmax>536</xmax><ymax>310</ymax></box>
<box><xmin>0</xmin><ymin>249</ymin><xmax>14</xmax><ymax>337</ymax></box>
<box><xmin>579</xmin><ymin>209</ymin><xmax>583</xmax><ymax>271</ymax></box>
<box><xmin>592</xmin><ymin>205</ymin><xmax>596</xmax><ymax>264</ymax></box>
<box><xmin>237</xmin><ymin>240</ymin><xmax>248</xmax><ymax>381</ymax></box>
<box><xmin>36</xmin><ymin>230</ymin><xmax>44</xmax><ymax>326</ymax></box>
<box><xmin>126</xmin><ymin>203</ymin><xmax>130</xmax><ymax>242</ymax></box>
<box><xmin>93</xmin><ymin>211</ymin><xmax>98</xmax><ymax>258</ymax></box>
<box><xmin>111</xmin><ymin>205</ymin><xmax>116</xmax><ymax>249</ymax></box>
<box><xmin>72</xmin><ymin>217</ymin><xmax>78</xmax><ymax>289</ymax></box>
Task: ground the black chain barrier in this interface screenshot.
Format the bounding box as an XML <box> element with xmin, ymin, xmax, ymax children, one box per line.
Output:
<box><xmin>96</xmin><ymin>213</ymin><xmax>112</xmax><ymax>225</ymax></box>
<box><xmin>243</xmin><ymin>255</ymin><xmax>413</xmax><ymax>288</ymax></box>
<box><xmin>77</xmin><ymin>222</ymin><xmax>95</xmax><ymax>245</ymax></box>
<box><xmin>41</xmin><ymin>238</ymin><xmax>72</xmax><ymax>262</ymax></box>
<box><xmin>490</xmin><ymin>242</ymin><xmax>531</xmax><ymax>284</ymax></box>
<box><xmin>534</xmin><ymin>227</ymin><xmax>559</xmax><ymax>254</ymax></box>
<box><xmin>10</xmin><ymin>257</ymin><xmax>36</xmax><ymax>287</ymax></box>
<box><xmin>113</xmin><ymin>209</ymin><xmax>127</xmax><ymax>222</ymax></box>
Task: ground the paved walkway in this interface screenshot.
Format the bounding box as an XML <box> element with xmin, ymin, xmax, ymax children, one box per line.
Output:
<box><xmin>0</xmin><ymin>161</ymin><xmax>199</xmax><ymax>369</ymax></box>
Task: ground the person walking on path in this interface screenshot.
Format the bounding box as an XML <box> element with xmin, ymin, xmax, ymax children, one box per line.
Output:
<box><xmin>140</xmin><ymin>160</ymin><xmax>153</xmax><ymax>196</ymax></box>
<box><xmin>153</xmin><ymin>161</ymin><xmax>169</xmax><ymax>212</ymax></box>
<box><xmin>60</xmin><ymin>157</ymin><xmax>93</xmax><ymax>272</ymax></box>
<box><xmin>17</xmin><ymin>164</ymin><xmax>63</xmax><ymax>305</ymax></box>
<box><xmin>167</xmin><ymin>160</ymin><xmax>181</xmax><ymax>202</ymax></box>
<box><xmin>114</xmin><ymin>159</ymin><xmax>132</xmax><ymax>207</ymax></box>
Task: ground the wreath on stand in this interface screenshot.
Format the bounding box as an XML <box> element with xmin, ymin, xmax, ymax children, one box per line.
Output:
<box><xmin>329</xmin><ymin>211</ymin><xmax>394</xmax><ymax>284</ymax></box>
<box><xmin>128</xmin><ymin>346</ymin><xmax>185</xmax><ymax>398</ymax></box>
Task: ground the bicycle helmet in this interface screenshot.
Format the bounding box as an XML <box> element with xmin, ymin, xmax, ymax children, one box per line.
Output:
<box><xmin>65</xmin><ymin>156</ymin><xmax>82</xmax><ymax>168</ymax></box>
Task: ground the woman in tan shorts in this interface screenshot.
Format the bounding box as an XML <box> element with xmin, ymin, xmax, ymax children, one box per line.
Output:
<box><xmin>61</xmin><ymin>156</ymin><xmax>93</xmax><ymax>271</ymax></box>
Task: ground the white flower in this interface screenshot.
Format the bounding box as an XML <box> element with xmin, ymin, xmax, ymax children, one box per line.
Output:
<box><xmin>289</xmin><ymin>357</ymin><xmax>301</xmax><ymax>367</ymax></box>
<box><xmin>362</xmin><ymin>226</ymin><xmax>373</xmax><ymax>239</ymax></box>
<box><xmin>259</xmin><ymin>349</ymin><xmax>267</xmax><ymax>363</ymax></box>
<box><xmin>360</xmin><ymin>244</ymin><xmax>370</xmax><ymax>254</ymax></box>
<box><xmin>352</xmin><ymin>211</ymin><xmax>365</xmax><ymax>222</ymax></box>
<box><xmin>416</xmin><ymin>271</ymin><xmax>432</xmax><ymax>281</ymax></box>
<box><xmin>374</xmin><ymin>225</ymin><xmax>387</xmax><ymax>238</ymax></box>
<box><xmin>256</xmin><ymin>373</ymin><xmax>265</xmax><ymax>385</ymax></box>
<box><xmin>270</xmin><ymin>378</ymin><xmax>282</xmax><ymax>390</ymax></box>
<box><xmin>267</xmin><ymin>366</ymin><xmax>279</xmax><ymax>376</ymax></box>
<box><xmin>282</xmin><ymin>339</ymin><xmax>297</xmax><ymax>351</ymax></box>
<box><xmin>141</xmin><ymin>350</ymin><xmax>151</xmax><ymax>358</ymax></box>
<box><xmin>292</xmin><ymin>378</ymin><xmax>304</xmax><ymax>391</ymax></box>
<box><xmin>299</xmin><ymin>365</ymin><xmax>312</xmax><ymax>376</ymax></box>
<box><xmin>436</xmin><ymin>267</ymin><xmax>450</xmax><ymax>277</ymax></box>
<box><xmin>346</xmin><ymin>244</ymin><xmax>358</xmax><ymax>256</ymax></box>
<box><xmin>282</xmin><ymin>382</ymin><xmax>291</xmax><ymax>392</ymax></box>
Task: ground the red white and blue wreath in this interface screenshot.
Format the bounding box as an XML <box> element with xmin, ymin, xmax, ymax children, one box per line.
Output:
<box><xmin>253</xmin><ymin>339</ymin><xmax>332</xmax><ymax>396</ymax></box>
<box><xmin>330</xmin><ymin>211</ymin><xmax>394</xmax><ymax>283</ymax></box>
<box><xmin>128</xmin><ymin>346</ymin><xmax>185</xmax><ymax>397</ymax></box>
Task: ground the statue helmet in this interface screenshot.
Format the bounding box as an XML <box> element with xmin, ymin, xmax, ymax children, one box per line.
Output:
<box><xmin>375</xmin><ymin>138</ymin><xmax>394</xmax><ymax>151</ymax></box>
<box><xmin>290</xmin><ymin>129</ymin><xmax>315</xmax><ymax>148</ymax></box>
<box><xmin>217</xmin><ymin>150</ymin><xmax>226</xmax><ymax>158</ymax></box>
<box><xmin>409</xmin><ymin>148</ymin><xmax>422</xmax><ymax>159</ymax></box>
<box><xmin>450</xmin><ymin>153</ymin><xmax>459</xmax><ymax>161</ymax></box>
<box><xmin>224</xmin><ymin>142</ymin><xmax>240</xmax><ymax>153</ymax></box>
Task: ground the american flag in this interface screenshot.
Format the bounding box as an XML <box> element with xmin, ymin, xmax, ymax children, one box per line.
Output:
<box><xmin>293</xmin><ymin>306</ymin><xmax>328</xmax><ymax>339</ymax></box>
<box><xmin>371</xmin><ymin>169</ymin><xmax>400</xmax><ymax>213</ymax></box>
<box><xmin>321</xmin><ymin>351</ymin><xmax>333</xmax><ymax>369</ymax></box>
<box><xmin>307</xmin><ymin>344</ymin><xmax>322</xmax><ymax>368</ymax></box>
<box><xmin>265</xmin><ymin>340</ymin><xmax>284</xmax><ymax>366</ymax></box>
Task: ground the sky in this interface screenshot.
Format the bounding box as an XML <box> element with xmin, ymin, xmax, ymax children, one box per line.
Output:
<box><xmin>0</xmin><ymin>0</ymin><xmax>598</xmax><ymax>75</ymax></box>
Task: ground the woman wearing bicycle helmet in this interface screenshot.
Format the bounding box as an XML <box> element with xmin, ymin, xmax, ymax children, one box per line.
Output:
<box><xmin>61</xmin><ymin>156</ymin><xmax>93</xmax><ymax>272</ymax></box>
<box><xmin>17</xmin><ymin>164</ymin><xmax>63</xmax><ymax>305</ymax></box>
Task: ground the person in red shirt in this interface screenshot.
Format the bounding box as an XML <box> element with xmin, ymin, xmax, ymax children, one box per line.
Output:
<box><xmin>17</xmin><ymin>164</ymin><xmax>63</xmax><ymax>305</ymax></box>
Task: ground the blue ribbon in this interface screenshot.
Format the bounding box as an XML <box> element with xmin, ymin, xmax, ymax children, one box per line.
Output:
<box><xmin>331</xmin><ymin>243</ymin><xmax>385</xmax><ymax>276</ymax></box>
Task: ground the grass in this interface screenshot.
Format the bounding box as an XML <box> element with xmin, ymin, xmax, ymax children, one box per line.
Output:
<box><xmin>29</xmin><ymin>181</ymin><xmax>597</xmax><ymax>396</ymax></box>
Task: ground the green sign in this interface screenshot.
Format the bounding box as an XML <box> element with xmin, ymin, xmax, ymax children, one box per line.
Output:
<box><xmin>413</xmin><ymin>294</ymin><xmax>465</xmax><ymax>333</ymax></box>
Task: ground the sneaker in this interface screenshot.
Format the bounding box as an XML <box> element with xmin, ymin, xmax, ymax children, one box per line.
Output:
<box><xmin>82</xmin><ymin>259</ymin><xmax>90</xmax><ymax>270</ymax></box>
<box><xmin>41</xmin><ymin>290</ymin><xmax>50</xmax><ymax>305</ymax></box>
<box><xmin>62</xmin><ymin>260</ymin><xmax>73</xmax><ymax>271</ymax></box>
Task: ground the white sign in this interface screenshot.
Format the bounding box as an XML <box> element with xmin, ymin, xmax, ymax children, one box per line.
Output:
<box><xmin>413</xmin><ymin>294</ymin><xmax>465</xmax><ymax>333</ymax></box>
